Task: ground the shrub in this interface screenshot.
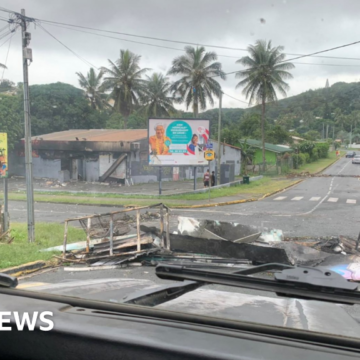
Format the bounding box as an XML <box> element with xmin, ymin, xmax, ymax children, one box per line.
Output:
<box><xmin>304</xmin><ymin>153</ymin><xmax>311</xmax><ymax>163</ymax></box>
<box><xmin>299</xmin><ymin>153</ymin><xmax>307</xmax><ymax>166</ymax></box>
<box><xmin>315</xmin><ymin>142</ymin><xmax>330</xmax><ymax>158</ymax></box>
<box><xmin>293</xmin><ymin>153</ymin><xmax>306</xmax><ymax>169</ymax></box>
<box><xmin>299</xmin><ymin>141</ymin><xmax>315</xmax><ymax>155</ymax></box>
<box><xmin>310</xmin><ymin>147</ymin><xmax>319</xmax><ymax>162</ymax></box>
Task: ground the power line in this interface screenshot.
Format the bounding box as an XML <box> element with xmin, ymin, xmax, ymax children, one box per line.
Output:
<box><xmin>0</xmin><ymin>29</ymin><xmax>17</xmax><ymax>48</ymax></box>
<box><xmin>43</xmin><ymin>22</ymin><xmax>186</xmax><ymax>53</ymax></box>
<box><xmin>293</xmin><ymin>61</ymin><xmax>360</xmax><ymax>67</ymax></box>
<box><xmin>0</xmin><ymin>6</ymin><xmax>359</xmax><ymax>63</ymax></box>
<box><xmin>33</xmin><ymin>16</ymin><xmax>360</xmax><ymax>62</ymax></box>
<box><xmin>38</xmin><ymin>24</ymin><xmax>98</xmax><ymax>69</ymax></box>
<box><xmin>40</xmin><ymin>22</ymin><xmax>360</xmax><ymax>69</ymax></box>
<box><xmin>281</xmin><ymin>39</ymin><xmax>360</xmax><ymax>63</ymax></box>
<box><xmin>2</xmin><ymin>30</ymin><xmax>12</xmax><ymax>80</ymax></box>
<box><xmin>222</xmin><ymin>92</ymin><xmax>248</xmax><ymax>105</ymax></box>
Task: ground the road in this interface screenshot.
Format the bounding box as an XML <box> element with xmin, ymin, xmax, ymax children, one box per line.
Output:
<box><xmin>17</xmin><ymin>155</ymin><xmax>360</xmax><ymax>322</ymax></box>
<box><xmin>172</xmin><ymin>155</ymin><xmax>360</xmax><ymax>238</ymax></box>
<box><xmin>9</xmin><ymin>155</ymin><xmax>360</xmax><ymax>238</ymax></box>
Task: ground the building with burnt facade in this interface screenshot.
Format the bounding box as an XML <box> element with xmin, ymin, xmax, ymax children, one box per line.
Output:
<box><xmin>10</xmin><ymin>129</ymin><xmax>241</xmax><ymax>184</ymax></box>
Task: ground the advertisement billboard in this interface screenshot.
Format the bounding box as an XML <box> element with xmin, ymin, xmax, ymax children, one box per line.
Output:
<box><xmin>0</xmin><ymin>133</ymin><xmax>8</xmax><ymax>178</ymax></box>
<box><xmin>148</xmin><ymin>118</ymin><xmax>210</xmax><ymax>166</ymax></box>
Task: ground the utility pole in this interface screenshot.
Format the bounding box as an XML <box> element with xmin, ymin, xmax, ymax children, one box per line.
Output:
<box><xmin>217</xmin><ymin>91</ymin><xmax>222</xmax><ymax>186</ymax></box>
<box><xmin>19</xmin><ymin>9</ymin><xmax>35</xmax><ymax>242</ymax></box>
<box><xmin>350</xmin><ymin>124</ymin><xmax>353</xmax><ymax>146</ymax></box>
<box><xmin>333</xmin><ymin>126</ymin><xmax>335</xmax><ymax>140</ymax></box>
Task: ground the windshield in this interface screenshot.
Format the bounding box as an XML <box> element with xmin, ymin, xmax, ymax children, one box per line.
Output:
<box><xmin>1</xmin><ymin>0</ymin><xmax>360</xmax><ymax>344</ymax></box>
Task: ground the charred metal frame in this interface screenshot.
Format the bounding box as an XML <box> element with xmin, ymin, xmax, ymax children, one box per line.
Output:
<box><xmin>62</xmin><ymin>203</ymin><xmax>171</xmax><ymax>258</ymax></box>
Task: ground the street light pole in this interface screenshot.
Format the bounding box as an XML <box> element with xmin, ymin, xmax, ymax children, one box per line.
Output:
<box><xmin>217</xmin><ymin>91</ymin><xmax>222</xmax><ymax>186</ymax></box>
<box><xmin>19</xmin><ymin>9</ymin><xmax>35</xmax><ymax>242</ymax></box>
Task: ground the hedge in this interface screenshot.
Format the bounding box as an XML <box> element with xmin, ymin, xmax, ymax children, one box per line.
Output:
<box><xmin>315</xmin><ymin>143</ymin><xmax>330</xmax><ymax>158</ymax></box>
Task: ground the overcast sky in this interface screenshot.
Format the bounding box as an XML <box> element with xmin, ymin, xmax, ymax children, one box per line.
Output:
<box><xmin>1</xmin><ymin>0</ymin><xmax>360</xmax><ymax>110</ymax></box>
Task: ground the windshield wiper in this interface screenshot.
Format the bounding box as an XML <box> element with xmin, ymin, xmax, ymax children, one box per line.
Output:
<box><xmin>156</xmin><ymin>263</ymin><xmax>360</xmax><ymax>305</ymax></box>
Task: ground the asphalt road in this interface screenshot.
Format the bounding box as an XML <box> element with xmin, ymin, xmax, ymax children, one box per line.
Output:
<box><xmin>8</xmin><ymin>155</ymin><xmax>360</xmax><ymax>238</ymax></box>
<box><xmin>173</xmin><ymin>155</ymin><xmax>360</xmax><ymax>238</ymax></box>
<box><xmin>18</xmin><ymin>156</ymin><xmax>360</xmax><ymax>323</ymax></box>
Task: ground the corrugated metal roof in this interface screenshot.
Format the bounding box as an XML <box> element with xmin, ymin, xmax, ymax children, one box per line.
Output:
<box><xmin>241</xmin><ymin>139</ymin><xmax>294</xmax><ymax>153</ymax></box>
<box><xmin>32</xmin><ymin>129</ymin><xmax>148</xmax><ymax>142</ymax></box>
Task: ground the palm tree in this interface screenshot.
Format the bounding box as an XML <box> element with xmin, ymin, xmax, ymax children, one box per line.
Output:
<box><xmin>76</xmin><ymin>68</ymin><xmax>107</xmax><ymax>110</ymax></box>
<box><xmin>235</xmin><ymin>40</ymin><xmax>294</xmax><ymax>170</ymax></box>
<box><xmin>101</xmin><ymin>50</ymin><xmax>149</xmax><ymax>128</ymax></box>
<box><xmin>168</xmin><ymin>46</ymin><xmax>226</xmax><ymax>117</ymax></box>
<box><xmin>141</xmin><ymin>73</ymin><xmax>176</xmax><ymax>117</ymax></box>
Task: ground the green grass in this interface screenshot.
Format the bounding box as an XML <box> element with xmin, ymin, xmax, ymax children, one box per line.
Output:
<box><xmin>292</xmin><ymin>151</ymin><xmax>345</xmax><ymax>174</ymax></box>
<box><xmin>163</xmin><ymin>177</ymin><xmax>297</xmax><ymax>200</ymax></box>
<box><xmin>5</xmin><ymin>193</ymin><xmax>182</xmax><ymax>207</ymax></box>
<box><xmin>0</xmin><ymin>223</ymin><xmax>86</xmax><ymax>270</ymax></box>
<box><xmin>3</xmin><ymin>177</ymin><xmax>298</xmax><ymax>204</ymax></box>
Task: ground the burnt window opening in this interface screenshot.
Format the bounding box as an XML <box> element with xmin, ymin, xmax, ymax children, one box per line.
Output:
<box><xmin>140</xmin><ymin>151</ymin><xmax>147</xmax><ymax>161</ymax></box>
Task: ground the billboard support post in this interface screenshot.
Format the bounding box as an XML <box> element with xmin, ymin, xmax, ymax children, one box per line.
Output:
<box><xmin>158</xmin><ymin>167</ymin><xmax>162</xmax><ymax>195</ymax></box>
<box><xmin>3</xmin><ymin>178</ymin><xmax>8</xmax><ymax>232</ymax></box>
<box><xmin>217</xmin><ymin>92</ymin><xmax>222</xmax><ymax>186</ymax></box>
<box><xmin>193</xmin><ymin>166</ymin><xmax>197</xmax><ymax>190</ymax></box>
<box><xmin>208</xmin><ymin>161</ymin><xmax>211</xmax><ymax>203</ymax></box>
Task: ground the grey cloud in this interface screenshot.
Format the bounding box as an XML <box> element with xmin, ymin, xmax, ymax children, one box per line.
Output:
<box><xmin>2</xmin><ymin>0</ymin><xmax>360</xmax><ymax>108</ymax></box>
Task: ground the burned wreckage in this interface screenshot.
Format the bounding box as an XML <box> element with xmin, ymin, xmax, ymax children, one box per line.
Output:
<box><xmin>54</xmin><ymin>203</ymin><xmax>360</xmax><ymax>281</ymax></box>
<box><xmin>2</xmin><ymin>204</ymin><xmax>360</xmax><ymax>359</ymax></box>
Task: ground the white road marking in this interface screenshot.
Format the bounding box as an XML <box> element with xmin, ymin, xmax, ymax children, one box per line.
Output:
<box><xmin>337</xmin><ymin>160</ymin><xmax>352</xmax><ymax>175</ymax></box>
<box><xmin>291</xmin><ymin>196</ymin><xmax>303</xmax><ymax>201</ymax></box>
<box><xmin>327</xmin><ymin>197</ymin><xmax>338</xmax><ymax>202</ymax></box>
<box><xmin>347</xmin><ymin>199</ymin><xmax>357</xmax><ymax>204</ymax></box>
<box><xmin>309</xmin><ymin>197</ymin><xmax>321</xmax><ymax>201</ymax></box>
<box><xmin>273</xmin><ymin>196</ymin><xmax>287</xmax><ymax>201</ymax></box>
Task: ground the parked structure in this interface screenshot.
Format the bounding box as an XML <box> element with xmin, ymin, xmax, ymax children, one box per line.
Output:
<box><xmin>10</xmin><ymin>129</ymin><xmax>241</xmax><ymax>184</ymax></box>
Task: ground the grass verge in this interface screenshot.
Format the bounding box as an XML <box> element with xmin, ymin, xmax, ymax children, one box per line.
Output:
<box><xmin>0</xmin><ymin>223</ymin><xmax>85</xmax><ymax>270</ymax></box>
<box><xmin>5</xmin><ymin>177</ymin><xmax>299</xmax><ymax>205</ymax></box>
<box><xmin>292</xmin><ymin>150</ymin><xmax>345</xmax><ymax>174</ymax></box>
<box><xmin>164</xmin><ymin>177</ymin><xmax>297</xmax><ymax>200</ymax></box>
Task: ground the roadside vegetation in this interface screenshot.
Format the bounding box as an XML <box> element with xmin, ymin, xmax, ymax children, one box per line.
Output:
<box><xmin>5</xmin><ymin>177</ymin><xmax>298</xmax><ymax>206</ymax></box>
<box><xmin>292</xmin><ymin>150</ymin><xmax>345</xmax><ymax>174</ymax></box>
<box><xmin>0</xmin><ymin>223</ymin><xmax>85</xmax><ymax>270</ymax></box>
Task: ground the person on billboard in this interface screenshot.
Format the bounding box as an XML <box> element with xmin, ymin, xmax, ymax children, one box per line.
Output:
<box><xmin>149</xmin><ymin>124</ymin><xmax>172</xmax><ymax>155</ymax></box>
<box><xmin>188</xmin><ymin>134</ymin><xmax>199</xmax><ymax>154</ymax></box>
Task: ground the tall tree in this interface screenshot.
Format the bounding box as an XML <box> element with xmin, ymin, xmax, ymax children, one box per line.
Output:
<box><xmin>235</xmin><ymin>40</ymin><xmax>294</xmax><ymax>170</ymax></box>
<box><xmin>141</xmin><ymin>73</ymin><xmax>176</xmax><ymax>117</ymax></box>
<box><xmin>102</xmin><ymin>50</ymin><xmax>149</xmax><ymax>128</ymax></box>
<box><xmin>76</xmin><ymin>68</ymin><xmax>107</xmax><ymax>110</ymax></box>
<box><xmin>168</xmin><ymin>46</ymin><xmax>226</xmax><ymax>117</ymax></box>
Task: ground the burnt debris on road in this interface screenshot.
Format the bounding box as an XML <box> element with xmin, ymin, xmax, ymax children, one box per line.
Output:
<box><xmin>51</xmin><ymin>204</ymin><xmax>360</xmax><ymax>281</ymax></box>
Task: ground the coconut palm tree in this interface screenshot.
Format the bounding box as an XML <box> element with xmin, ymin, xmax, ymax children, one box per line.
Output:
<box><xmin>76</xmin><ymin>68</ymin><xmax>107</xmax><ymax>110</ymax></box>
<box><xmin>168</xmin><ymin>46</ymin><xmax>226</xmax><ymax>117</ymax></box>
<box><xmin>235</xmin><ymin>40</ymin><xmax>294</xmax><ymax>170</ymax></box>
<box><xmin>141</xmin><ymin>73</ymin><xmax>176</xmax><ymax>117</ymax></box>
<box><xmin>101</xmin><ymin>50</ymin><xmax>149</xmax><ymax>128</ymax></box>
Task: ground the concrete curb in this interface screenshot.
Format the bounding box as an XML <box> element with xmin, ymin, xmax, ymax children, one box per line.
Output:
<box><xmin>1</xmin><ymin>260</ymin><xmax>48</xmax><ymax>277</ymax></box>
<box><xmin>170</xmin><ymin>197</ymin><xmax>258</xmax><ymax>209</ymax></box>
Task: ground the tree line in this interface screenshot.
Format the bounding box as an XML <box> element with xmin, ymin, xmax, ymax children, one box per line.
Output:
<box><xmin>76</xmin><ymin>40</ymin><xmax>295</xmax><ymax>168</ymax></box>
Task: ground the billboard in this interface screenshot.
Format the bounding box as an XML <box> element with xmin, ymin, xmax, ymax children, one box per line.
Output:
<box><xmin>0</xmin><ymin>133</ymin><xmax>8</xmax><ymax>178</ymax></box>
<box><xmin>148</xmin><ymin>118</ymin><xmax>210</xmax><ymax>166</ymax></box>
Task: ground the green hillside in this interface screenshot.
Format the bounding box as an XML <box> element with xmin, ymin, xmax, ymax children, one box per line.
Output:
<box><xmin>195</xmin><ymin>81</ymin><xmax>360</xmax><ymax>144</ymax></box>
